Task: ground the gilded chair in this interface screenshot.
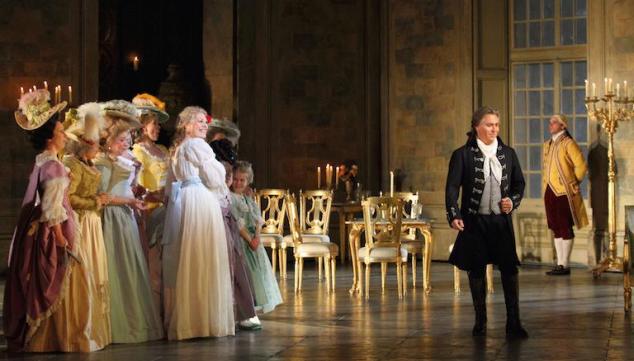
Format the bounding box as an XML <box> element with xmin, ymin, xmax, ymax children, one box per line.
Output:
<box><xmin>394</xmin><ymin>192</ymin><xmax>424</xmax><ymax>289</ymax></box>
<box><xmin>285</xmin><ymin>193</ymin><xmax>338</xmax><ymax>294</ymax></box>
<box><xmin>359</xmin><ymin>197</ymin><xmax>407</xmax><ymax>300</ymax></box>
<box><xmin>256</xmin><ymin>189</ymin><xmax>287</xmax><ymax>278</ymax></box>
<box><xmin>282</xmin><ymin>190</ymin><xmax>334</xmax><ymax>280</ymax></box>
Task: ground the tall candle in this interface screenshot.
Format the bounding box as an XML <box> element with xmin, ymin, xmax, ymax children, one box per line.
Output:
<box><xmin>20</xmin><ymin>87</ymin><xmax>24</xmax><ymax>96</ymax></box>
<box><xmin>43</xmin><ymin>81</ymin><xmax>48</xmax><ymax>90</ymax></box>
<box><xmin>617</xmin><ymin>83</ymin><xmax>621</xmax><ymax>98</ymax></box>
<box><xmin>68</xmin><ymin>85</ymin><xmax>72</xmax><ymax>104</ymax></box>
<box><xmin>592</xmin><ymin>82</ymin><xmax>596</xmax><ymax>98</ymax></box>
<box><xmin>335</xmin><ymin>166</ymin><xmax>339</xmax><ymax>189</ymax></box>
<box><xmin>625</xmin><ymin>81</ymin><xmax>629</xmax><ymax>98</ymax></box>
<box><xmin>585</xmin><ymin>79</ymin><xmax>588</xmax><ymax>98</ymax></box>
<box><xmin>605</xmin><ymin>77</ymin><xmax>608</xmax><ymax>93</ymax></box>
<box><xmin>390</xmin><ymin>171</ymin><xmax>394</xmax><ymax>197</ymax></box>
<box><xmin>133</xmin><ymin>56</ymin><xmax>139</xmax><ymax>71</ymax></box>
<box><xmin>609</xmin><ymin>78</ymin><xmax>613</xmax><ymax>93</ymax></box>
<box><xmin>317</xmin><ymin>166</ymin><xmax>321</xmax><ymax>189</ymax></box>
<box><xmin>326</xmin><ymin>164</ymin><xmax>331</xmax><ymax>189</ymax></box>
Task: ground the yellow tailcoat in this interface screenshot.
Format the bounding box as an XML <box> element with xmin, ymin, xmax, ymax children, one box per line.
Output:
<box><xmin>542</xmin><ymin>133</ymin><xmax>589</xmax><ymax>228</ymax></box>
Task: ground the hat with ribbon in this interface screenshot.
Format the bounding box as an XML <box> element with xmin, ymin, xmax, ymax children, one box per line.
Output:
<box><xmin>132</xmin><ymin>93</ymin><xmax>169</xmax><ymax>124</ymax></box>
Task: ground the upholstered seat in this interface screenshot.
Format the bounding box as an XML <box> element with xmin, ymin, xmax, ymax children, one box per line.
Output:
<box><xmin>282</xmin><ymin>234</ymin><xmax>329</xmax><ymax>246</ymax></box>
<box><xmin>295</xmin><ymin>242</ymin><xmax>339</xmax><ymax>258</ymax></box>
<box><xmin>359</xmin><ymin>196</ymin><xmax>407</xmax><ymax>300</ymax></box>
<box><xmin>358</xmin><ymin>246</ymin><xmax>408</xmax><ymax>260</ymax></box>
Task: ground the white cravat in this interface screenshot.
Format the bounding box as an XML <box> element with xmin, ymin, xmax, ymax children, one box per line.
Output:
<box><xmin>476</xmin><ymin>138</ymin><xmax>502</xmax><ymax>183</ymax></box>
<box><xmin>551</xmin><ymin>130</ymin><xmax>565</xmax><ymax>142</ymax></box>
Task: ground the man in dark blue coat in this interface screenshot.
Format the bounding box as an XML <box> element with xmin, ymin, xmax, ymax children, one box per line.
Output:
<box><xmin>445</xmin><ymin>106</ymin><xmax>528</xmax><ymax>338</ymax></box>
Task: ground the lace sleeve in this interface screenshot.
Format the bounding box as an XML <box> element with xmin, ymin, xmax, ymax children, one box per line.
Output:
<box><xmin>39</xmin><ymin>162</ymin><xmax>70</xmax><ymax>226</ymax></box>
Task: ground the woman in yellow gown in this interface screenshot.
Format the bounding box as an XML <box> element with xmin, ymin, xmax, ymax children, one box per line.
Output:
<box><xmin>62</xmin><ymin>103</ymin><xmax>112</xmax><ymax>348</ymax></box>
<box><xmin>131</xmin><ymin>93</ymin><xmax>170</xmax><ymax>311</ymax></box>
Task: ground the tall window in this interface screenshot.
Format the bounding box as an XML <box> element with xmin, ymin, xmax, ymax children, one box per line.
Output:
<box><xmin>511</xmin><ymin>0</ymin><xmax>587</xmax><ymax>199</ymax></box>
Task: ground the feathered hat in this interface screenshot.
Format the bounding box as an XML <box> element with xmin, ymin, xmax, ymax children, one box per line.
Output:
<box><xmin>14</xmin><ymin>89</ymin><xmax>67</xmax><ymax>130</ymax></box>
<box><xmin>132</xmin><ymin>93</ymin><xmax>169</xmax><ymax>124</ymax></box>
<box><xmin>63</xmin><ymin>102</ymin><xmax>105</xmax><ymax>144</ymax></box>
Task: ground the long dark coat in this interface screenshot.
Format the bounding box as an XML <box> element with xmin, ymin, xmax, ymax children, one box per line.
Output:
<box><xmin>445</xmin><ymin>136</ymin><xmax>525</xmax><ymax>271</ymax></box>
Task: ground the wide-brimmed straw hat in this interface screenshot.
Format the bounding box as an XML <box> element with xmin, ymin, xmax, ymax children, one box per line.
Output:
<box><xmin>14</xmin><ymin>89</ymin><xmax>67</xmax><ymax>130</ymax></box>
<box><xmin>132</xmin><ymin>93</ymin><xmax>169</xmax><ymax>124</ymax></box>
<box><xmin>209</xmin><ymin>117</ymin><xmax>241</xmax><ymax>144</ymax></box>
<box><xmin>102</xmin><ymin>99</ymin><xmax>141</xmax><ymax>128</ymax></box>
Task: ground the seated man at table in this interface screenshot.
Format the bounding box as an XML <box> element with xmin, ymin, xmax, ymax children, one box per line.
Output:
<box><xmin>335</xmin><ymin>160</ymin><xmax>360</xmax><ymax>202</ymax></box>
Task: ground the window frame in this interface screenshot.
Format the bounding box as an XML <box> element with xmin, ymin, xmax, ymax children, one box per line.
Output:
<box><xmin>509</xmin><ymin>0</ymin><xmax>588</xmax><ymax>200</ymax></box>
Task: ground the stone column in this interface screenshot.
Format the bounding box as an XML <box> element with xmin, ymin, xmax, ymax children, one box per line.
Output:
<box><xmin>203</xmin><ymin>0</ymin><xmax>235</xmax><ymax>118</ymax></box>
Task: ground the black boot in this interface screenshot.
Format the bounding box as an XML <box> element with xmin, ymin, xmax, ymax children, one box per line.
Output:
<box><xmin>501</xmin><ymin>273</ymin><xmax>529</xmax><ymax>339</ymax></box>
<box><xmin>468</xmin><ymin>273</ymin><xmax>487</xmax><ymax>336</ymax></box>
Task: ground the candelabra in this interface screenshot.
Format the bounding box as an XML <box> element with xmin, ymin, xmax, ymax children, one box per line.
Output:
<box><xmin>585</xmin><ymin>79</ymin><xmax>633</xmax><ymax>310</ymax></box>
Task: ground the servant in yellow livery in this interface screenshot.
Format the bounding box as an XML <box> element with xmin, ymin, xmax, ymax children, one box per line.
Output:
<box><xmin>542</xmin><ymin>114</ymin><xmax>588</xmax><ymax>276</ymax></box>
<box><xmin>131</xmin><ymin>93</ymin><xmax>170</xmax><ymax>312</ymax></box>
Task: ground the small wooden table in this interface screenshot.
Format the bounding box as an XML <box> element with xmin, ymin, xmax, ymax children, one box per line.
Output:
<box><xmin>346</xmin><ymin>218</ymin><xmax>433</xmax><ymax>294</ymax></box>
<box><xmin>331</xmin><ymin>202</ymin><xmax>363</xmax><ymax>264</ymax></box>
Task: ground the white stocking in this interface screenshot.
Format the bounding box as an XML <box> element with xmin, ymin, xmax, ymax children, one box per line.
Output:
<box><xmin>561</xmin><ymin>239</ymin><xmax>573</xmax><ymax>268</ymax></box>
<box><xmin>554</xmin><ymin>237</ymin><xmax>564</xmax><ymax>266</ymax></box>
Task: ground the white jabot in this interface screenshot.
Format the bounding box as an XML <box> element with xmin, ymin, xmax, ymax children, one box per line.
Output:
<box><xmin>476</xmin><ymin>137</ymin><xmax>502</xmax><ymax>183</ymax></box>
<box><xmin>551</xmin><ymin>130</ymin><xmax>565</xmax><ymax>142</ymax></box>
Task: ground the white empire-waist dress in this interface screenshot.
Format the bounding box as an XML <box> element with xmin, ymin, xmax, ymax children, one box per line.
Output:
<box><xmin>162</xmin><ymin>137</ymin><xmax>235</xmax><ymax>340</ymax></box>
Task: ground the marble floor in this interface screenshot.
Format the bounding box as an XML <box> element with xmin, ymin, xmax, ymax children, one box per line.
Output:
<box><xmin>1</xmin><ymin>262</ymin><xmax>632</xmax><ymax>360</ymax></box>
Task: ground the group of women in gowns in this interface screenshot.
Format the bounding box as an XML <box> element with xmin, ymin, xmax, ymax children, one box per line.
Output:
<box><xmin>4</xmin><ymin>90</ymin><xmax>282</xmax><ymax>353</ymax></box>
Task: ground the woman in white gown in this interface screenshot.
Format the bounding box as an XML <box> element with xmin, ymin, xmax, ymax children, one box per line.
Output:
<box><xmin>162</xmin><ymin>106</ymin><xmax>234</xmax><ymax>340</ymax></box>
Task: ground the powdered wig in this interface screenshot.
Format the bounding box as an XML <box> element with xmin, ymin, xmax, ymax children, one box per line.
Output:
<box><xmin>233</xmin><ymin>160</ymin><xmax>254</xmax><ymax>185</ymax></box>
<box><xmin>170</xmin><ymin>106</ymin><xmax>208</xmax><ymax>153</ymax></box>
<box><xmin>100</xmin><ymin>122</ymin><xmax>131</xmax><ymax>151</ymax></box>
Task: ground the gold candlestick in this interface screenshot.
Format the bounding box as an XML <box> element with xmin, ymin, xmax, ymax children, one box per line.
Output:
<box><xmin>586</xmin><ymin>86</ymin><xmax>633</xmax><ymax>310</ymax></box>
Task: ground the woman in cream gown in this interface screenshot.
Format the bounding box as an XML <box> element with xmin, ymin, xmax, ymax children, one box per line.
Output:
<box><xmin>162</xmin><ymin>106</ymin><xmax>234</xmax><ymax>340</ymax></box>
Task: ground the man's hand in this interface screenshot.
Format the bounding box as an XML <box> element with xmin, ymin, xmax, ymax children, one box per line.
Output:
<box><xmin>500</xmin><ymin>197</ymin><xmax>513</xmax><ymax>214</ymax></box>
<box><xmin>451</xmin><ymin>219</ymin><xmax>464</xmax><ymax>231</ymax></box>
